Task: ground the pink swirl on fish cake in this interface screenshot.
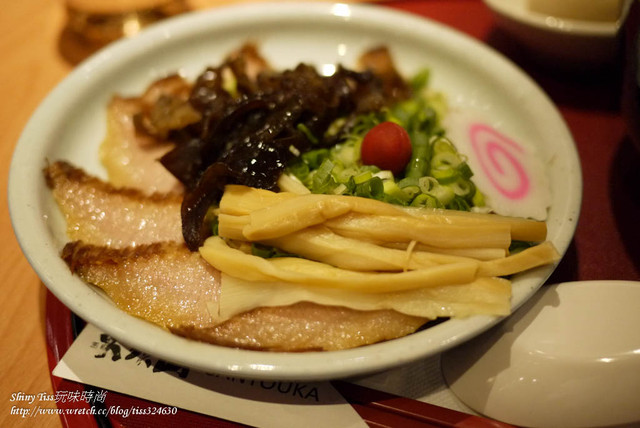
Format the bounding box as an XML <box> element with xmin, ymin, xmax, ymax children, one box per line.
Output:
<box><xmin>469</xmin><ymin>123</ymin><xmax>530</xmax><ymax>200</ymax></box>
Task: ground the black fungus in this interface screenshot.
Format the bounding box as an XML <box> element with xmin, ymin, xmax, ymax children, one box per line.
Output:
<box><xmin>159</xmin><ymin>46</ymin><xmax>410</xmax><ymax>250</ymax></box>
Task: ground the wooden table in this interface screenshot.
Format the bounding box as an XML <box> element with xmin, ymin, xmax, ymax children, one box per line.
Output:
<box><xmin>2</xmin><ymin>2</ymin><xmax>71</xmax><ymax>428</ymax></box>
<box><xmin>2</xmin><ymin>1</ymin><xmax>638</xmax><ymax>427</ymax></box>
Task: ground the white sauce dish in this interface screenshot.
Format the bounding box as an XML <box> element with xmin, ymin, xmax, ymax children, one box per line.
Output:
<box><xmin>442</xmin><ymin>280</ymin><xmax>640</xmax><ymax>428</ymax></box>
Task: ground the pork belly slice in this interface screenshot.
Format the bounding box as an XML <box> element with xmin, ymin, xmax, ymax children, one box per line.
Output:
<box><xmin>227</xmin><ymin>42</ymin><xmax>273</xmax><ymax>82</ymax></box>
<box><xmin>174</xmin><ymin>302</ymin><xmax>427</xmax><ymax>352</ymax></box>
<box><xmin>62</xmin><ymin>241</ymin><xmax>219</xmax><ymax>329</ymax></box>
<box><xmin>45</xmin><ymin>161</ymin><xmax>183</xmax><ymax>247</ymax></box>
<box><xmin>100</xmin><ymin>80</ymin><xmax>187</xmax><ymax>195</ymax></box>
<box><xmin>62</xmin><ymin>240</ymin><xmax>427</xmax><ymax>352</ymax></box>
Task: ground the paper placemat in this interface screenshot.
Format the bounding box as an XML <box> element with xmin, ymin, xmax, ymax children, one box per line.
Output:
<box><xmin>53</xmin><ymin>323</ymin><xmax>475</xmax><ymax>427</ymax></box>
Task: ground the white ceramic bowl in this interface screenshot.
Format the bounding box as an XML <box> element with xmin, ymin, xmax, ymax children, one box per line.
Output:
<box><xmin>484</xmin><ymin>0</ymin><xmax>632</xmax><ymax>68</ymax></box>
<box><xmin>442</xmin><ymin>281</ymin><xmax>640</xmax><ymax>428</ymax></box>
<box><xmin>9</xmin><ymin>2</ymin><xmax>581</xmax><ymax>380</ymax></box>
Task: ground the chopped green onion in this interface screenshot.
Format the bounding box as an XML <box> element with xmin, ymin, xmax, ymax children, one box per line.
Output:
<box><xmin>430</xmin><ymin>185</ymin><xmax>455</xmax><ymax>206</ymax></box>
<box><xmin>312</xmin><ymin>159</ymin><xmax>337</xmax><ymax>193</ymax></box>
<box><xmin>404</xmin><ymin>132</ymin><xmax>431</xmax><ymax>179</ymax></box>
<box><xmin>411</xmin><ymin>193</ymin><xmax>442</xmax><ymax>208</ymax></box>
<box><xmin>332</xmin><ymin>183</ymin><xmax>348</xmax><ymax>195</ymax></box>
<box><xmin>472</xmin><ymin>189</ymin><xmax>486</xmax><ymax>207</ymax></box>
<box><xmin>457</xmin><ymin>162</ymin><xmax>474</xmax><ymax>181</ymax></box>
<box><xmin>252</xmin><ymin>243</ymin><xmax>298</xmax><ymax>259</ymax></box>
<box><xmin>398</xmin><ymin>176</ymin><xmax>419</xmax><ymax>188</ymax></box>
<box><xmin>297</xmin><ymin>123</ymin><xmax>319</xmax><ymax>145</ymax></box>
<box><xmin>374</xmin><ymin>170</ymin><xmax>394</xmax><ymax>181</ymax></box>
<box><xmin>283</xmin><ymin>68</ymin><xmax>480</xmax><ymax>214</ymax></box>
<box><xmin>354</xmin><ymin>171</ymin><xmax>374</xmax><ymax>185</ymax></box>
<box><xmin>430</xmin><ymin>165</ymin><xmax>459</xmax><ymax>184</ymax></box>
<box><xmin>355</xmin><ymin>176</ymin><xmax>385</xmax><ymax>200</ymax></box>
<box><xmin>383</xmin><ymin>180</ymin><xmax>413</xmax><ymax>204</ymax></box>
<box><xmin>417</xmin><ymin>176</ymin><xmax>437</xmax><ymax>193</ymax></box>
<box><xmin>447</xmin><ymin>195</ymin><xmax>471</xmax><ymax>211</ymax></box>
<box><xmin>509</xmin><ymin>240</ymin><xmax>536</xmax><ymax>254</ymax></box>
<box><xmin>287</xmin><ymin>159</ymin><xmax>310</xmax><ymax>182</ymax></box>
<box><xmin>432</xmin><ymin>137</ymin><xmax>456</xmax><ymax>153</ymax></box>
<box><xmin>431</xmin><ymin>151</ymin><xmax>461</xmax><ymax>168</ymax></box>
<box><xmin>410</xmin><ymin>69</ymin><xmax>431</xmax><ymax>92</ymax></box>
<box><xmin>302</xmin><ymin>148</ymin><xmax>330</xmax><ymax>169</ymax></box>
<box><xmin>397</xmin><ymin>177</ymin><xmax>421</xmax><ymax>198</ymax></box>
<box><xmin>450</xmin><ymin>180</ymin><xmax>475</xmax><ymax>198</ymax></box>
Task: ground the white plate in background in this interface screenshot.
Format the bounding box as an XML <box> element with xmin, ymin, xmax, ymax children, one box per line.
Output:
<box><xmin>484</xmin><ymin>0</ymin><xmax>631</xmax><ymax>67</ymax></box>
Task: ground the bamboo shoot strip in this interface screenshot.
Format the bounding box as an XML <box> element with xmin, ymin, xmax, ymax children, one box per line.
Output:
<box><xmin>402</xmin><ymin>206</ymin><xmax>547</xmax><ymax>242</ymax></box>
<box><xmin>217</xmin><ymin>214</ymin><xmax>250</xmax><ymax>240</ymax></box>
<box><xmin>218</xmin><ymin>274</ymin><xmax>512</xmax><ymax>321</ymax></box>
<box><xmin>382</xmin><ymin>242</ymin><xmax>507</xmax><ymax>260</ymax></box>
<box><xmin>219</xmin><ymin>185</ymin><xmax>297</xmax><ymax>216</ymax></box>
<box><xmin>478</xmin><ymin>241</ymin><xmax>560</xmax><ymax>277</ymax></box>
<box><xmin>200</xmin><ymin>236</ymin><xmax>479</xmax><ymax>293</ymax></box>
<box><xmin>242</xmin><ymin>193</ymin><xmax>405</xmax><ymax>241</ymax></box>
<box><xmin>221</xmin><ymin>185</ymin><xmax>547</xmax><ymax>242</ymax></box>
<box><xmin>325</xmin><ymin>213</ymin><xmax>512</xmax><ymax>249</ymax></box>
<box><xmin>217</xmin><ymin>212</ymin><xmax>510</xmax><ymax>261</ymax></box>
<box><xmin>219</xmin><ymin>185</ymin><xmax>546</xmax><ymax>244</ymax></box>
<box><xmin>262</xmin><ymin>226</ymin><xmax>478</xmax><ymax>271</ymax></box>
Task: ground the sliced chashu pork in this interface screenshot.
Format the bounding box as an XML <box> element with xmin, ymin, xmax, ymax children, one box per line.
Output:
<box><xmin>62</xmin><ymin>240</ymin><xmax>425</xmax><ymax>351</ymax></box>
<box><xmin>45</xmin><ymin>161</ymin><xmax>182</xmax><ymax>247</ymax></box>
<box><xmin>174</xmin><ymin>302</ymin><xmax>426</xmax><ymax>352</ymax></box>
<box><xmin>48</xmin><ymin>162</ymin><xmax>429</xmax><ymax>351</ymax></box>
<box><xmin>62</xmin><ymin>241</ymin><xmax>219</xmax><ymax>329</ymax></box>
<box><xmin>99</xmin><ymin>76</ymin><xmax>190</xmax><ymax>195</ymax></box>
<box><xmin>98</xmin><ymin>43</ymin><xmax>272</xmax><ymax>195</ymax></box>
